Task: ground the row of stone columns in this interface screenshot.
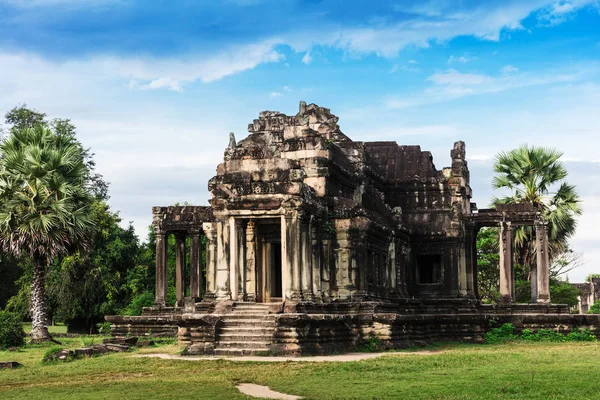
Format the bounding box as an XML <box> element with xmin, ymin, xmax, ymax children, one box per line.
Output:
<box><xmin>154</xmin><ymin>230</ymin><xmax>204</xmax><ymax>307</ymax></box>
<box><xmin>498</xmin><ymin>221</ymin><xmax>550</xmax><ymax>303</ymax></box>
<box><xmin>206</xmin><ymin>213</ymin><xmax>324</xmax><ymax>302</ymax></box>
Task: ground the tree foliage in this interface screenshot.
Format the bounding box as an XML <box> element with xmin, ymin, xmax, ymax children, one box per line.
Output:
<box><xmin>587</xmin><ymin>300</ymin><xmax>600</xmax><ymax>314</ymax></box>
<box><xmin>46</xmin><ymin>201</ymin><xmax>140</xmax><ymax>332</ymax></box>
<box><xmin>493</xmin><ymin>145</ymin><xmax>582</xmax><ymax>272</ymax></box>
<box><xmin>0</xmin><ymin>123</ymin><xmax>97</xmax><ymax>340</ymax></box>
<box><xmin>476</xmin><ymin>228</ymin><xmax>500</xmax><ymax>303</ymax></box>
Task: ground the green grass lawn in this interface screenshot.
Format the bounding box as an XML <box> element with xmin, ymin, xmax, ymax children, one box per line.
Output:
<box><xmin>2</xmin><ymin>339</ymin><xmax>600</xmax><ymax>399</ymax></box>
<box><xmin>22</xmin><ymin>323</ymin><xmax>68</xmax><ymax>334</ymax></box>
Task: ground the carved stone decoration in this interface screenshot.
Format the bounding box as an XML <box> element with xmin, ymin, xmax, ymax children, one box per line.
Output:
<box><xmin>228</xmin><ymin>132</ymin><xmax>236</xmax><ymax>149</ymax></box>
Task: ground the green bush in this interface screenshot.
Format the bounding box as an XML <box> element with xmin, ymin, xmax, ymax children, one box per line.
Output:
<box><xmin>360</xmin><ymin>335</ymin><xmax>385</xmax><ymax>352</ymax></box>
<box><xmin>121</xmin><ymin>291</ymin><xmax>154</xmax><ymax>316</ymax></box>
<box><xmin>0</xmin><ymin>309</ymin><xmax>25</xmax><ymax>349</ymax></box>
<box><xmin>485</xmin><ymin>323</ymin><xmax>597</xmax><ymax>343</ymax></box>
<box><xmin>566</xmin><ymin>328</ymin><xmax>596</xmax><ymax>342</ymax></box>
<box><xmin>587</xmin><ymin>300</ymin><xmax>600</xmax><ymax>314</ymax></box>
<box><xmin>96</xmin><ymin>321</ymin><xmax>111</xmax><ymax>335</ymax></box>
<box><xmin>485</xmin><ymin>323</ymin><xmax>518</xmax><ymax>343</ymax></box>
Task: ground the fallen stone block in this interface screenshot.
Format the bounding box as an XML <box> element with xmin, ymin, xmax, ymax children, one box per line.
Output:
<box><xmin>103</xmin><ymin>337</ymin><xmax>138</xmax><ymax>346</ymax></box>
<box><xmin>0</xmin><ymin>361</ymin><xmax>22</xmax><ymax>369</ymax></box>
<box><xmin>104</xmin><ymin>344</ymin><xmax>130</xmax><ymax>352</ymax></box>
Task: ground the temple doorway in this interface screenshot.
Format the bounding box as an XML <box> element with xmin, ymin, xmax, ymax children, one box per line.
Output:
<box><xmin>256</xmin><ymin>221</ymin><xmax>283</xmax><ymax>302</ymax></box>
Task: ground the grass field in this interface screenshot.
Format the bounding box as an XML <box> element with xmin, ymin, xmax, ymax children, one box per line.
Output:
<box><xmin>1</xmin><ymin>339</ymin><xmax>600</xmax><ymax>399</ymax></box>
<box><xmin>22</xmin><ymin>323</ymin><xmax>68</xmax><ymax>334</ymax></box>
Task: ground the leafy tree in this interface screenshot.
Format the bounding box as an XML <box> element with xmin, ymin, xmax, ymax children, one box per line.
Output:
<box><xmin>493</xmin><ymin>145</ymin><xmax>582</xmax><ymax>281</ymax></box>
<box><xmin>46</xmin><ymin>201</ymin><xmax>140</xmax><ymax>332</ymax></box>
<box><xmin>476</xmin><ymin>228</ymin><xmax>500</xmax><ymax>303</ymax></box>
<box><xmin>585</xmin><ymin>274</ymin><xmax>600</xmax><ymax>283</ymax></box>
<box><xmin>549</xmin><ymin>279</ymin><xmax>580</xmax><ymax>307</ymax></box>
<box><xmin>0</xmin><ymin>125</ymin><xmax>96</xmax><ymax>341</ymax></box>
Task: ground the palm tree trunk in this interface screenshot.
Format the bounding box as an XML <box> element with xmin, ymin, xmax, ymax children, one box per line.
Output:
<box><xmin>29</xmin><ymin>259</ymin><xmax>51</xmax><ymax>342</ymax></box>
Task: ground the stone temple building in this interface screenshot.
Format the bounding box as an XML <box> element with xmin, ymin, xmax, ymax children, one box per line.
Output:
<box><xmin>572</xmin><ymin>278</ymin><xmax>600</xmax><ymax>314</ymax></box>
<box><xmin>107</xmin><ymin>102</ymin><xmax>600</xmax><ymax>355</ymax></box>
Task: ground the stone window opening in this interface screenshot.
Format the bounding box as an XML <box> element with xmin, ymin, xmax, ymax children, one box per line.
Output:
<box><xmin>418</xmin><ymin>254</ymin><xmax>443</xmax><ymax>284</ymax></box>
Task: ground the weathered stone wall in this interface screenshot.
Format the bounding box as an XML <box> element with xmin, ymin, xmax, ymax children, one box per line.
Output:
<box><xmin>106</xmin><ymin>315</ymin><xmax>179</xmax><ymax>337</ymax></box>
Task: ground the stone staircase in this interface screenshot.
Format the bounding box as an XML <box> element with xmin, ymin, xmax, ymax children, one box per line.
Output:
<box><xmin>214</xmin><ymin>302</ymin><xmax>278</xmax><ymax>356</ymax></box>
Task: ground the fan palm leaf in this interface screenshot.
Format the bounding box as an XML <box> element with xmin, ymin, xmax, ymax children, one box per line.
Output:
<box><xmin>0</xmin><ymin>124</ymin><xmax>95</xmax><ymax>341</ymax></box>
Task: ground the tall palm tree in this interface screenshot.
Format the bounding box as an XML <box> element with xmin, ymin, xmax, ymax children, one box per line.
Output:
<box><xmin>492</xmin><ymin>145</ymin><xmax>582</xmax><ymax>273</ymax></box>
<box><xmin>0</xmin><ymin>124</ymin><xmax>95</xmax><ymax>341</ymax></box>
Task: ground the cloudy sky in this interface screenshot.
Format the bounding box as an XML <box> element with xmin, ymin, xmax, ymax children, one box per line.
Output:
<box><xmin>0</xmin><ymin>0</ymin><xmax>599</xmax><ymax>281</ymax></box>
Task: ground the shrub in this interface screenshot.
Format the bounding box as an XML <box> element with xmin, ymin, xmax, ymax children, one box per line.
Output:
<box><xmin>96</xmin><ymin>321</ymin><xmax>111</xmax><ymax>335</ymax></box>
<box><xmin>0</xmin><ymin>309</ymin><xmax>25</xmax><ymax>349</ymax></box>
<box><xmin>588</xmin><ymin>300</ymin><xmax>600</xmax><ymax>314</ymax></box>
<box><xmin>485</xmin><ymin>323</ymin><xmax>518</xmax><ymax>344</ymax></box>
<box><xmin>566</xmin><ymin>328</ymin><xmax>596</xmax><ymax>342</ymax></box>
<box><xmin>122</xmin><ymin>291</ymin><xmax>154</xmax><ymax>316</ymax></box>
<box><xmin>360</xmin><ymin>335</ymin><xmax>385</xmax><ymax>352</ymax></box>
<box><xmin>485</xmin><ymin>323</ymin><xmax>597</xmax><ymax>343</ymax></box>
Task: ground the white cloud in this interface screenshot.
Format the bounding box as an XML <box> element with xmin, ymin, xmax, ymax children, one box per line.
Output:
<box><xmin>502</xmin><ymin>65</ymin><xmax>519</xmax><ymax>73</ymax></box>
<box><xmin>110</xmin><ymin>40</ymin><xmax>285</xmax><ymax>91</ymax></box>
<box><xmin>269</xmin><ymin>91</ymin><xmax>282</xmax><ymax>97</ymax></box>
<box><xmin>283</xmin><ymin>86</ymin><xmax>293</xmax><ymax>92</ymax></box>
<box><xmin>408</xmin><ymin>59</ymin><xmax>419</xmax><ymax>64</ymax></box>
<box><xmin>386</xmin><ymin>64</ymin><xmax>593</xmax><ymax>108</ymax></box>
<box><xmin>2</xmin><ymin>0</ymin><xmax>121</xmax><ymax>7</ymax></box>
<box><xmin>448</xmin><ymin>55</ymin><xmax>470</xmax><ymax>64</ymax></box>
<box><xmin>537</xmin><ymin>0</ymin><xmax>591</xmax><ymax>26</ymax></box>
<box><xmin>301</xmin><ymin>51</ymin><xmax>313</xmax><ymax>64</ymax></box>
<box><xmin>427</xmin><ymin>69</ymin><xmax>492</xmax><ymax>85</ymax></box>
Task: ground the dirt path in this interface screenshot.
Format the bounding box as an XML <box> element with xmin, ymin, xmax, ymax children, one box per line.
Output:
<box><xmin>237</xmin><ymin>383</ymin><xmax>302</xmax><ymax>399</ymax></box>
<box><xmin>134</xmin><ymin>350</ymin><xmax>443</xmax><ymax>363</ymax></box>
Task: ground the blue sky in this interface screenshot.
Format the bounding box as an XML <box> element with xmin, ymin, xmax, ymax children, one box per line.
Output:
<box><xmin>0</xmin><ymin>0</ymin><xmax>599</xmax><ymax>280</ymax></box>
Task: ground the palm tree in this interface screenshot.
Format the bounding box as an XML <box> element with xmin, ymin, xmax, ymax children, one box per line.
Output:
<box><xmin>0</xmin><ymin>124</ymin><xmax>95</xmax><ymax>341</ymax></box>
<box><xmin>492</xmin><ymin>145</ymin><xmax>582</xmax><ymax>274</ymax></box>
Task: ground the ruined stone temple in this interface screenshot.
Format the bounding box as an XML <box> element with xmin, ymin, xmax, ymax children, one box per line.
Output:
<box><xmin>572</xmin><ymin>278</ymin><xmax>600</xmax><ymax>314</ymax></box>
<box><xmin>107</xmin><ymin>102</ymin><xmax>600</xmax><ymax>355</ymax></box>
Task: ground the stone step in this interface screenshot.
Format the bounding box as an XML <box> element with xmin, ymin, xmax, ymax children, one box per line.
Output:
<box><xmin>220</xmin><ymin>320</ymin><xmax>277</xmax><ymax>328</ymax></box>
<box><xmin>218</xmin><ymin>333</ymin><xmax>273</xmax><ymax>341</ymax></box>
<box><xmin>221</xmin><ymin>314</ymin><xmax>277</xmax><ymax>320</ymax></box>
<box><xmin>219</xmin><ymin>327</ymin><xmax>276</xmax><ymax>335</ymax></box>
<box><xmin>233</xmin><ymin>303</ymin><xmax>271</xmax><ymax>308</ymax></box>
<box><xmin>216</xmin><ymin>340</ymin><xmax>271</xmax><ymax>349</ymax></box>
<box><xmin>213</xmin><ymin>348</ymin><xmax>270</xmax><ymax>356</ymax></box>
<box><xmin>231</xmin><ymin>308</ymin><xmax>270</xmax><ymax>313</ymax></box>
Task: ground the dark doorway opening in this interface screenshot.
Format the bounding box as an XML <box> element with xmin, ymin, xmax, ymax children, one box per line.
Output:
<box><xmin>270</xmin><ymin>242</ymin><xmax>282</xmax><ymax>298</ymax></box>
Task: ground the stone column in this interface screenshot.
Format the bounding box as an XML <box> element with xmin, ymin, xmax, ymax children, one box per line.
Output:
<box><xmin>245</xmin><ymin>220</ymin><xmax>257</xmax><ymax>302</ymax></box>
<box><xmin>310</xmin><ymin>224</ymin><xmax>322</xmax><ymax>300</ymax></box>
<box><xmin>283</xmin><ymin>213</ymin><xmax>301</xmax><ymax>300</ymax></box>
<box><xmin>203</xmin><ymin>222</ymin><xmax>217</xmax><ymax>298</ymax></box>
<box><xmin>155</xmin><ymin>232</ymin><xmax>168</xmax><ymax>306</ymax></box>
<box><xmin>536</xmin><ymin>223</ymin><xmax>551</xmax><ymax>303</ymax></box>
<box><xmin>388</xmin><ymin>239</ymin><xmax>397</xmax><ymax>292</ymax></box>
<box><xmin>458</xmin><ymin>242</ymin><xmax>468</xmax><ymax>297</ymax></box>
<box><xmin>215</xmin><ymin>221</ymin><xmax>231</xmax><ymax>300</ymax></box>
<box><xmin>301</xmin><ymin>221</ymin><xmax>314</xmax><ymax>300</ymax></box>
<box><xmin>174</xmin><ymin>233</ymin><xmax>186</xmax><ymax>307</ymax></box>
<box><xmin>499</xmin><ymin>222</ymin><xmax>513</xmax><ymax>303</ymax></box>
<box><xmin>334</xmin><ymin>219</ymin><xmax>353</xmax><ymax>299</ymax></box>
<box><xmin>189</xmin><ymin>229</ymin><xmax>202</xmax><ymax>299</ymax></box>
<box><xmin>229</xmin><ymin>217</ymin><xmax>239</xmax><ymax>301</ymax></box>
<box><xmin>464</xmin><ymin>224</ymin><xmax>475</xmax><ymax>297</ymax></box>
